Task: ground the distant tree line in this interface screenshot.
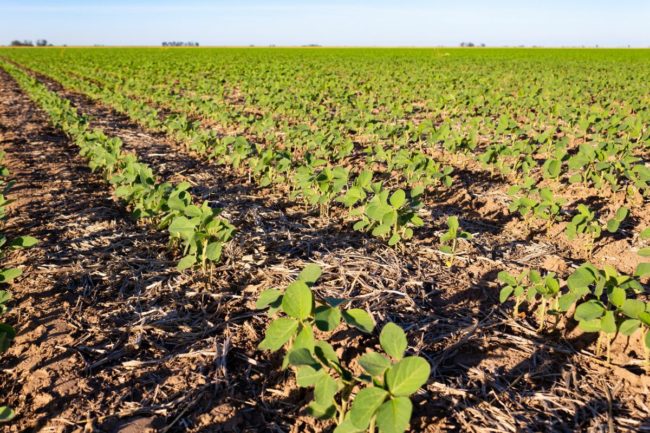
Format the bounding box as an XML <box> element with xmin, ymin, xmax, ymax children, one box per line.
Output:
<box><xmin>460</xmin><ymin>42</ymin><xmax>486</xmax><ymax>47</ymax></box>
<box><xmin>10</xmin><ymin>39</ymin><xmax>51</xmax><ymax>47</ymax></box>
<box><xmin>162</xmin><ymin>41</ymin><xmax>200</xmax><ymax>47</ymax></box>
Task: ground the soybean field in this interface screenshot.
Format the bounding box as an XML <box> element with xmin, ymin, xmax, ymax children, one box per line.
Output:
<box><xmin>0</xmin><ymin>47</ymin><xmax>649</xmax><ymax>432</ymax></box>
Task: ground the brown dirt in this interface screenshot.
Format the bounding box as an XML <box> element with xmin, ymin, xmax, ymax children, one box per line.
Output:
<box><xmin>1</xmin><ymin>64</ymin><xmax>650</xmax><ymax>433</ymax></box>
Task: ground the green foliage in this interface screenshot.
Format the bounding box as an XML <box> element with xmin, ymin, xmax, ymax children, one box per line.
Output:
<box><xmin>293</xmin><ymin>165</ymin><xmax>349</xmax><ymax>215</ymax></box>
<box><xmin>439</xmin><ymin>216</ymin><xmax>472</xmax><ymax>267</ymax></box>
<box><xmin>0</xmin><ymin>406</ymin><xmax>15</xmax><ymax>422</ymax></box>
<box><xmin>352</xmin><ymin>186</ymin><xmax>425</xmax><ymax>246</ymax></box>
<box><xmin>638</xmin><ymin>227</ymin><xmax>650</xmax><ymax>263</ymax></box>
<box><xmin>565</xmin><ymin>205</ymin><xmax>601</xmax><ymax>254</ymax></box>
<box><xmin>605</xmin><ymin>207</ymin><xmax>629</xmax><ymax>234</ymax></box>
<box><xmin>500</xmin><ymin>263</ymin><xmax>650</xmax><ymax>361</ymax></box>
<box><xmin>498</xmin><ymin>269</ymin><xmax>560</xmax><ymax>328</ymax></box>
<box><xmin>0</xmin><ymin>61</ymin><xmax>234</xmax><ymax>271</ymax></box>
<box><xmin>508</xmin><ymin>178</ymin><xmax>566</xmax><ymax>231</ymax></box>
<box><xmin>167</xmin><ymin>201</ymin><xmax>235</xmax><ymax>271</ymax></box>
<box><xmin>257</xmin><ymin>265</ymin><xmax>430</xmax><ymax>432</ymax></box>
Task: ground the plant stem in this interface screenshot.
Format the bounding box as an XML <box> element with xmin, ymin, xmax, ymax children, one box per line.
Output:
<box><xmin>606</xmin><ymin>334</ymin><xmax>611</xmax><ymax>364</ymax></box>
<box><xmin>537</xmin><ymin>299</ymin><xmax>546</xmax><ymax>332</ymax></box>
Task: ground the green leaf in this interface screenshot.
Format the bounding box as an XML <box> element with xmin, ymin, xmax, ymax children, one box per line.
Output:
<box><xmin>569</xmin><ymin>173</ymin><xmax>582</xmax><ymax>184</ymax></box>
<box><xmin>359</xmin><ymin>352</ymin><xmax>392</xmax><ymax>377</ymax></box>
<box><xmin>615</xmin><ymin>207</ymin><xmax>629</xmax><ymax>222</ymax></box>
<box><xmin>0</xmin><ymin>290</ymin><xmax>10</xmax><ymax>305</ymax></box>
<box><xmin>367</xmin><ymin>203</ymin><xmax>391</xmax><ymax>222</ymax></box>
<box><xmin>410</xmin><ymin>215</ymin><xmax>424</xmax><ymax>227</ymax></box>
<box><xmin>609</xmin><ymin>287</ymin><xmax>626</xmax><ymax>308</ymax></box>
<box><xmin>638</xmin><ymin>247</ymin><xmax>650</xmax><ymax>257</ymax></box>
<box><xmin>499</xmin><ymin>286</ymin><xmax>514</xmax><ymax>303</ymax></box>
<box><xmin>0</xmin><ymin>323</ymin><xmax>16</xmax><ymax>352</ymax></box>
<box><xmin>256</xmin><ymin>289</ymin><xmax>283</xmax><ymax>310</ymax></box>
<box><xmin>258</xmin><ymin>317</ymin><xmax>299</xmax><ymax>352</ymax></box>
<box><xmin>388</xmin><ymin>233</ymin><xmax>401</xmax><ymax>246</ymax></box>
<box><xmin>574</xmin><ymin>300</ymin><xmax>605</xmax><ymax>322</ymax></box>
<box><xmin>639</xmin><ymin>312</ymin><xmax>650</xmax><ymax>327</ymax></box>
<box><xmin>294</xmin><ymin>325</ymin><xmax>315</xmax><ymax>352</ymax></box>
<box><xmin>353</xmin><ymin>220</ymin><xmax>369</xmax><ymax>231</ymax></box>
<box><xmin>205</xmin><ymin>242</ymin><xmax>223</xmax><ymax>261</ymax></box>
<box><xmin>324</xmin><ymin>297</ymin><xmax>347</xmax><ymax>307</ymax></box>
<box><xmin>544</xmin><ymin>159</ymin><xmax>561</xmax><ymax>178</ymax></box>
<box><xmin>308</xmin><ymin>401</ymin><xmax>336</xmax><ymax>420</ymax></box>
<box><xmin>382</xmin><ymin>212</ymin><xmax>398</xmax><ymax>228</ymax></box>
<box><xmin>168</xmin><ymin>216</ymin><xmax>196</xmax><ymax>239</ymax></box>
<box><xmin>313</xmin><ymin>374</ymin><xmax>338</xmax><ymax>407</ymax></box>
<box><xmin>342</xmin><ymin>308</ymin><xmax>375</xmax><ymax>333</ymax></box>
<box><xmin>375</xmin><ymin>397</ymin><xmax>413</xmax><ymax>433</ymax></box>
<box><xmin>389</xmin><ymin>189</ymin><xmax>406</xmax><ymax>208</ymax></box>
<box><xmin>645</xmin><ymin>330</ymin><xmax>650</xmax><ymax>350</ymax></box>
<box><xmin>314</xmin><ymin>305</ymin><xmax>341</xmax><ymax>332</ymax></box>
<box><xmin>298</xmin><ymin>263</ymin><xmax>322</xmax><ymax>285</ymax></box>
<box><xmin>446</xmin><ymin>216</ymin><xmax>459</xmax><ymax>232</ymax></box>
<box><xmin>601</xmin><ymin>311</ymin><xmax>617</xmax><ymax>334</ymax></box>
<box><xmin>386</xmin><ymin>356</ymin><xmax>430</xmax><ymax>397</ymax></box>
<box><xmin>296</xmin><ymin>365</ymin><xmax>325</xmax><ymax>387</ymax></box>
<box><xmin>567</xmin><ymin>266</ymin><xmax>595</xmax><ymax>291</ymax></box>
<box><xmin>497</xmin><ymin>271</ymin><xmax>517</xmax><ymax>286</ymax></box>
<box><xmin>0</xmin><ymin>406</ymin><xmax>15</xmax><ymax>422</ymax></box>
<box><xmin>578</xmin><ymin>319</ymin><xmax>602</xmax><ymax>333</ymax></box>
<box><xmin>288</xmin><ymin>347</ymin><xmax>318</xmax><ymax>367</ymax></box>
<box><xmin>558</xmin><ymin>293</ymin><xmax>578</xmax><ymax>312</ymax></box>
<box><xmin>372</xmin><ymin>224</ymin><xmax>392</xmax><ymax>238</ymax></box>
<box><xmin>281</xmin><ymin>280</ymin><xmax>313</xmax><ymax>320</ymax></box>
<box><xmin>9</xmin><ymin>236</ymin><xmax>38</xmax><ymax>248</ymax></box>
<box><xmin>380</xmin><ymin>323</ymin><xmax>407</xmax><ymax>361</ymax></box>
<box><xmin>635</xmin><ymin>263</ymin><xmax>650</xmax><ymax>278</ymax></box>
<box><xmin>349</xmin><ymin>387</ymin><xmax>389</xmax><ymax>430</ymax></box>
<box><xmin>606</xmin><ymin>219</ymin><xmax>620</xmax><ymax>233</ymax></box>
<box><xmin>314</xmin><ymin>340</ymin><xmax>340</xmax><ymax>368</ymax></box>
<box><xmin>641</xmin><ymin>228</ymin><xmax>650</xmax><ymax>240</ymax></box>
<box><xmin>619</xmin><ymin>319</ymin><xmax>640</xmax><ymax>336</ymax></box>
<box><xmin>334</xmin><ymin>419</ymin><xmax>364</xmax><ymax>433</ymax></box>
<box><xmin>0</xmin><ymin>268</ymin><xmax>21</xmax><ymax>284</ymax></box>
<box><xmin>410</xmin><ymin>185</ymin><xmax>424</xmax><ymax>198</ymax></box>
<box><xmin>176</xmin><ymin>254</ymin><xmax>196</xmax><ymax>271</ymax></box>
<box><xmin>622</xmin><ymin>299</ymin><xmax>645</xmax><ymax>319</ymax></box>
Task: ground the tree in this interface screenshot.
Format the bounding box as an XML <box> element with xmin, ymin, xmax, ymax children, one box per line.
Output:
<box><xmin>10</xmin><ymin>40</ymin><xmax>33</xmax><ymax>47</ymax></box>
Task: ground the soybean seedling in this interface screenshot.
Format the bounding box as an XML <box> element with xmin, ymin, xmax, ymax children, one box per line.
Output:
<box><xmin>256</xmin><ymin>264</ymin><xmax>431</xmax><ymax>433</ymax></box>
<box><xmin>439</xmin><ymin>216</ymin><xmax>472</xmax><ymax>267</ymax></box>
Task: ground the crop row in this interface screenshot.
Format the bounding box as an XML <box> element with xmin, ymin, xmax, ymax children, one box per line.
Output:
<box><xmin>12</xmin><ymin>50</ymin><xmax>647</xmax><ymax>356</ymax></box>
<box><xmin>3</xmin><ymin>59</ymin><xmax>450</xmax><ymax>247</ymax></box>
<box><xmin>499</xmin><ymin>243</ymin><xmax>650</xmax><ymax>362</ymax></box>
<box><xmin>4</xmin><ymin>56</ymin><xmax>647</xmax><ymax>263</ymax></box>
<box><xmin>0</xmin><ymin>59</ymin><xmax>435</xmax><ymax>433</ymax></box>
<box><xmin>3</xmin><ymin>52</ymin><xmax>647</xmax><ymax>258</ymax></box>
<box><xmin>10</xmin><ymin>49</ymin><xmax>649</xmax><ymax>197</ymax></box>
<box><xmin>0</xmin><ymin>60</ymin><xmax>235</xmax><ymax>271</ymax></box>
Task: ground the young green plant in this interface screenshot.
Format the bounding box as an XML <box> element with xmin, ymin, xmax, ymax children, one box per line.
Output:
<box><xmin>256</xmin><ymin>264</ymin><xmax>431</xmax><ymax>433</ymax></box>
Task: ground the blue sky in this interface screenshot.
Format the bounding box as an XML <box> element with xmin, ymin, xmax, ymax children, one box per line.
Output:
<box><xmin>1</xmin><ymin>0</ymin><xmax>648</xmax><ymax>47</ymax></box>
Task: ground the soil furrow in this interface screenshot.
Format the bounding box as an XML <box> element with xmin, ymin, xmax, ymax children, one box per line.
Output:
<box><xmin>0</xmin><ymin>67</ymin><xmax>227</xmax><ymax>432</ymax></box>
